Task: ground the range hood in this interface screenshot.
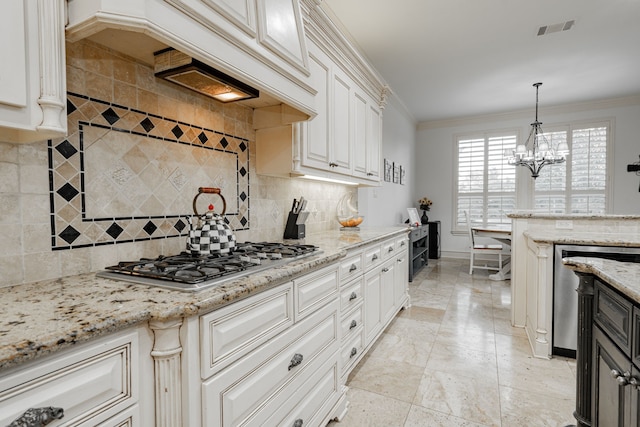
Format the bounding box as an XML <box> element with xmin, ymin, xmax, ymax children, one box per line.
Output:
<box><xmin>154</xmin><ymin>48</ymin><xmax>259</xmax><ymax>103</ymax></box>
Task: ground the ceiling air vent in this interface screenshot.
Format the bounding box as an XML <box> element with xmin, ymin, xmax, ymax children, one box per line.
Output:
<box><xmin>537</xmin><ymin>20</ymin><xmax>575</xmax><ymax>36</ymax></box>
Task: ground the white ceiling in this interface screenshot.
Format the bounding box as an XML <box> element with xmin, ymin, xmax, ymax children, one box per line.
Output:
<box><xmin>323</xmin><ymin>0</ymin><xmax>640</xmax><ymax>123</ymax></box>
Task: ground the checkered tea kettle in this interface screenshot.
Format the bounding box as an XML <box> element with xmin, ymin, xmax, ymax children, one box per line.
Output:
<box><xmin>187</xmin><ymin>187</ymin><xmax>236</xmax><ymax>255</ymax></box>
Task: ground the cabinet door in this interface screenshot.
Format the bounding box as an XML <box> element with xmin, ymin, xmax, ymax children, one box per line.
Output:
<box><xmin>366</xmin><ymin>104</ymin><xmax>382</xmax><ymax>180</ymax></box>
<box><xmin>394</xmin><ymin>248</ymin><xmax>408</xmax><ymax>309</ymax></box>
<box><xmin>303</xmin><ymin>47</ymin><xmax>331</xmax><ymax>169</ymax></box>
<box><xmin>331</xmin><ymin>67</ymin><xmax>352</xmax><ymax>172</ymax></box>
<box><xmin>352</xmin><ymin>90</ymin><xmax>368</xmax><ymax>178</ymax></box>
<box><xmin>364</xmin><ymin>268</ymin><xmax>382</xmax><ymax>344</ymax></box>
<box><xmin>380</xmin><ymin>260</ymin><xmax>396</xmax><ymax>325</ymax></box>
<box><xmin>593</xmin><ymin>326</ymin><xmax>632</xmax><ymax>427</ymax></box>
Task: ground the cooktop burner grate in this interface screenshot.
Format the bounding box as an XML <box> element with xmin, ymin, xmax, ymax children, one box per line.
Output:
<box><xmin>97</xmin><ymin>242</ymin><xmax>320</xmax><ymax>291</ymax></box>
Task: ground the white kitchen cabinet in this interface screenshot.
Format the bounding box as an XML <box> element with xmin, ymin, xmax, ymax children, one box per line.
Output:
<box><xmin>254</xmin><ymin>37</ymin><xmax>384</xmax><ymax>186</ymax></box>
<box><xmin>0</xmin><ymin>327</ymin><xmax>153</xmax><ymax>427</ymax></box>
<box><xmin>0</xmin><ymin>0</ymin><xmax>66</xmax><ymax>143</ymax></box>
<box><xmin>187</xmin><ymin>264</ymin><xmax>346</xmax><ymax>427</ymax></box>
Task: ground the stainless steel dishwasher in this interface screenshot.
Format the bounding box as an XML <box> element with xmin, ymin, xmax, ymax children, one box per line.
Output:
<box><xmin>553</xmin><ymin>244</ymin><xmax>640</xmax><ymax>357</ymax></box>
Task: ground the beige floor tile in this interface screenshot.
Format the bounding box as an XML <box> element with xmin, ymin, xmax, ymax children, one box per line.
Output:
<box><xmin>384</xmin><ymin>316</ymin><xmax>440</xmax><ymax>341</ymax></box>
<box><xmin>434</xmin><ymin>324</ymin><xmax>497</xmax><ymax>354</ymax></box>
<box><xmin>499</xmin><ymin>385</ymin><xmax>575</xmax><ymax>427</ymax></box>
<box><xmin>397</xmin><ymin>305</ymin><xmax>446</xmax><ymax>324</ymax></box>
<box><xmin>404</xmin><ymin>405</ymin><xmax>492</xmax><ymax>427</ymax></box>
<box><xmin>347</xmin><ymin>354</ymin><xmax>424</xmax><ymax>403</ymax></box>
<box><xmin>327</xmin><ymin>387</ymin><xmax>411</xmax><ymax>427</ymax></box>
<box><xmin>371</xmin><ymin>331</ymin><xmax>435</xmax><ymax>367</ymax></box>
<box><xmin>425</xmin><ymin>342</ymin><xmax>498</xmax><ymax>383</ymax></box>
<box><xmin>413</xmin><ymin>369</ymin><xmax>501</xmax><ymax>427</ymax></box>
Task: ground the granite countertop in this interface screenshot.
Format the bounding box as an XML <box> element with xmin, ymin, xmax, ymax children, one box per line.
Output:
<box><xmin>508</xmin><ymin>211</ymin><xmax>640</xmax><ymax>220</ymax></box>
<box><xmin>524</xmin><ymin>230</ymin><xmax>640</xmax><ymax>247</ymax></box>
<box><xmin>562</xmin><ymin>257</ymin><xmax>640</xmax><ymax>304</ymax></box>
<box><xmin>0</xmin><ymin>226</ymin><xmax>408</xmax><ymax>371</ymax></box>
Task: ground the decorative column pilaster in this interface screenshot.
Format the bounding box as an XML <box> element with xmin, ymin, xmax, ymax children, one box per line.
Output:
<box><xmin>149</xmin><ymin>319</ymin><xmax>183</xmax><ymax>427</ymax></box>
<box><xmin>573</xmin><ymin>273</ymin><xmax>594</xmax><ymax>427</ymax></box>
<box><xmin>36</xmin><ymin>0</ymin><xmax>66</xmax><ymax>134</ymax></box>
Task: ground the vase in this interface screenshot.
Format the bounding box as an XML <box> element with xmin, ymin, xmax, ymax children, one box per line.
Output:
<box><xmin>421</xmin><ymin>211</ymin><xmax>429</xmax><ymax>224</ymax></box>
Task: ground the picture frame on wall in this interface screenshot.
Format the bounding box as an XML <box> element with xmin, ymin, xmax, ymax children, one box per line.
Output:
<box><xmin>384</xmin><ymin>159</ymin><xmax>392</xmax><ymax>182</ymax></box>
<box><xmin>393</xmin><ymin>163</ymin><xmax>400</xmax><ymax>183</ymax></box>
<box><xmin>400</xmin><ymin>166</ymin><xmax>405</xmax><ymax>185</ymax></box>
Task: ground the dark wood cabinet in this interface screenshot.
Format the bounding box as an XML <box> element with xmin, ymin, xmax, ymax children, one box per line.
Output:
<box><xmin>427</xmin><ymin>221</ymin><xmax>441</xmax><ymax>259</ymax></box>
<box><xmin>408</xmin><ymin>226</ymin><xmax>428</xmax><ymax>282</ymax></box>
<box><xmin>583</xmin><ymin>279</ymin><xmax>640</xmax><ymax>427</ymax></box>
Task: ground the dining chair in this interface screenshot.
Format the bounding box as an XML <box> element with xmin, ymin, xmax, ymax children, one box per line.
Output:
<box><xmin>464</xmin><ymin>211</ymin><xmax>504</xmax><ymax>275</ymax></box>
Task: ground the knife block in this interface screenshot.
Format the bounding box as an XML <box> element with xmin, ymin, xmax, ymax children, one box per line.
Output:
<box><xmin>283</xmin><ymin>212</ymin><xmax>305</xmax><ymax>239</ymax></box>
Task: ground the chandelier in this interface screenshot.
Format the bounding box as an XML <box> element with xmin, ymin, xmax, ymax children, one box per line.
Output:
<box><xmin>506</xmin><ymin>82</ymin><xmax>569</xmax><ymax>179</ymax></box>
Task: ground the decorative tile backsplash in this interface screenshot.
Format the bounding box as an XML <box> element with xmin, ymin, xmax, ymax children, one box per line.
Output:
<box><xmin>49</xmin><ymin>93</ymin><xmax>250</xmax><ymax>250</ymax></box>
<box><xmin>0</xmin><ymin>39</ymin><xmax>353</xmax><ymax>287</ymax></box>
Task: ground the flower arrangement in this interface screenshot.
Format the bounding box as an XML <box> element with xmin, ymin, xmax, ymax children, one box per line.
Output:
<box><xmin>418</xmin><ymin>197</ymin><xmax>432</xmax><ymax>211</ymax></box>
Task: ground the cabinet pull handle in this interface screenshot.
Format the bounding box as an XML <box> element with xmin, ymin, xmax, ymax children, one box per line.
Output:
<box><xmin>288</xmin><ymin>353</ymin><xmax>304</xmax><ymax>370</ymax></box>
<box><xmin>400</xmin><ymin>241</ymin><xmax>406</xmax><ymax>246</ymax></box>
<box><xmin>294</xmin><ymin>419</ymin><xmax>304</xmax><ymax>427</ymax></box>
<box><xmin>329</xmin><ymin>162</ymin><xmax>338</xmax><ymax>167</ymax></box>
<box><xmin>349</xmin><ymin>292</ymin><xmax>357</xmax><ymax>301</ymax></box>
<box><xmin>350</xmin><ymin>347</ymin><xmax>357</xmax><ymax>358</ymax></box>
<box><xmin>9</xmin><ymin>407</ymin><xmax>64</xmax><ymax>427</ymax></box>
<box><xmin>610</xmin><ymin>369</ymin><xmax>633</xmax><ymax>386</ymax></box>
<box><xmin>388</xmin><ymin>247</ymin><xmax>394</xmax><ymax>252</ymax></box>
<box><xmin>372</xmin><ymin>254</ymin><xmax>378</xmax><ymax>261</ymax></box>
<box><xmin>382</xmin><ymin>267</ymin><xmax>389</xmax><ymax>273</ymax></box>
<box><xmin>349</xmin><ymin>264</ymin><xmax>357</xmax><ymax>272</ymax></box>
<box><xmin>350</xmin><ymin>320</ymin><xmax>357</xmax><ymax>329</ymax></box>
<box><xmin>397</xmin><ymin>258</ymin><xmax>403</xmax><ymax>263</ymax></box>
<box><xmin>367</xmin><ymin>172</ymin><xmax>374</xmax><ymax>176</ymax></box>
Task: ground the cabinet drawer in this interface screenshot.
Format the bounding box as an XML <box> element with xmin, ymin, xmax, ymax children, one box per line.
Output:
<box><xmin>295</xmin><ymin>264</ymin><xmax>339</xmax><ymax>321</ymax></box>
<box><xmin>200</xmin><ymin>283</ymin><xmax>294</xmax><ymax>378</ymax></box>
<box><xmin>340</xmin><ymin>276</ymin><xmax>363</xmax><ymax>312</ymax></box>
<box><xmin>381</xmin><ymin>238</ymin><xmax>396</xmax><ymax>260</ymax></box>
<box><xmin>339</xmin><ymin>251</ymin><xmax>363</xmax><ymax>284</ymax></box>
<box><xmin>595</xmin><ymin>280</ymin><xmax>633</xmax><ymax>356</ymax></box>
<box><xmin>0</xmin><ymin>330</ymin><xmax>137</xmax><ymax>427</ymax></box>
<box><xmin>340</xmin><ymin>328</ymin><xmax>364</xmax><ymax>377</ymax></box>
<box><xmin>203</xmin><ymin>303</ymin><xmax>338</xmax><ymax>426</ymax></box>
<box><xmin>396</xmin><ymin>235</ymin><xmax>409</xmax><ymax>252</ymax></box>
<box><xmin>363</xmin><ymin>244</ymin><xmax>382</xmax><ymax>270</ymax></box>
<box><xmin>340</xmin><ymin>306</ymin><xmax>363</xmax><ymax>341</ymax></box>
<box><xmin>260</xmin><ymin>358</ymin><xmax>339</xmax><ymax>427</ymax></box>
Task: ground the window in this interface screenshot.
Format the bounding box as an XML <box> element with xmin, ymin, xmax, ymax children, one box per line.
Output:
<box><xmin>454</xmin><ymin>132</ymin><xmax>516</xmax><ymax>229</ymax></box>
<box><xmin>534</xmin><ymin>122</ymin><xmax>609</xmax><ymax>214</ymax></box>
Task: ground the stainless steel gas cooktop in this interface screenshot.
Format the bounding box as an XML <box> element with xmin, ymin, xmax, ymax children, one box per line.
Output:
<box><xmin>97</xmin><ymin>242</ymin><xmax>320</xmax><ymax>292</ymax></box>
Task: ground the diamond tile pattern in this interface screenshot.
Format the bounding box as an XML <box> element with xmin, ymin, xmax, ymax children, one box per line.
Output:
<box><xmin>48</xmin><ymin>92</ymin><xmax>251</xmax><ymax>250</ymax></box>
<box><xmin>55</xmin><ymin>140</ymin><xmax>78</xmax><ymax>159</ymax></box>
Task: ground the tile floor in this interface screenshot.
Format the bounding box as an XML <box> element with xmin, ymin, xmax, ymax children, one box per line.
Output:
<box><xmin>329</xmin><ymin>258</ymin><xmax>577</xmax><ymax>427</ymax></box>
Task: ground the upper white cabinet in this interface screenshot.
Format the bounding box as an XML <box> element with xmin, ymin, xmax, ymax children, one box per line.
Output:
<box><xmin>66</xmin><ymin>0</ymin><xmax>315</xmax><ymax>116</ymax></box>
<box><xmin>254</xmin><ymin>1</ymin><xmax>387</xmax><ymax>186</ymax></box>
<box><xmin>0</xmin><ymin>0</ymin><xmax>66</xmax><ymax>144</ymax></box>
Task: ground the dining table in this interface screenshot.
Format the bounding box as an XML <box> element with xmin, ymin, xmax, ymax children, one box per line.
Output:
<box><xmin>471</xmin><ymin>226</ymin><xmax>512</xmax><ymax>281</ymax></box>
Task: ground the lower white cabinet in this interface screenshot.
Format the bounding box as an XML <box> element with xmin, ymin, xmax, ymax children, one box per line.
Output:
<box><xmin>190</xmin><ymin>263</ymin><xmax>345</xmax><ymax>427</ymax></box>
<box><xmin>0</xmin><ymin>327</ymin><xmax>153</xmax><ymax>427</ymax></box>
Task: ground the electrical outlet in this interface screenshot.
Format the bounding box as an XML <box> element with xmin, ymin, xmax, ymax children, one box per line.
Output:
<box><xmin>555</xmin><ymin>220</ymin><xmax>573</xmax><ymax>229</ymax></box>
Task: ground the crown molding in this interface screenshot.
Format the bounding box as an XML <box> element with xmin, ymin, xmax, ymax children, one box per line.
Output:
<box><xmin>418</xmin><ymin>94</ymin><xmax>640</xmax><ymax>130</ymax></box>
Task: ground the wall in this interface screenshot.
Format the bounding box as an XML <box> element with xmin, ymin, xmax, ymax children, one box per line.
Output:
<box><xmin>359</xmin><ymin>95</ymin><xmax>417</xmax><ymax>226</ymax></box>
<box><xmin>416</xmin><ymin>98</ymin><xmax>640</xmax><ymax>257</ymax></box>
<box><xmin>0</xmin><ymin>40</ymin><xmax>355</xmax><ymax>287</ymax></box>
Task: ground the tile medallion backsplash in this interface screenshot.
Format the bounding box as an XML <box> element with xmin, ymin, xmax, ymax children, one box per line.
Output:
<box><xmin>49</xmin><ymin>93</ymin><xmax>250</xmax><ymax>250</ymax></box>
